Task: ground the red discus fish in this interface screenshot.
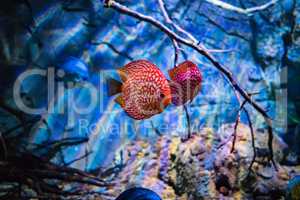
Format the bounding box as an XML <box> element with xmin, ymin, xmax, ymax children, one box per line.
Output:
<box><xmin>108</xmin><ymin>60</ymin><xmax>172</xmax><ymax>120</ymax></box>
<box><xmin>168</xmin><ymin>60</ymin><xmax>202</xmax><ymax>106</ymax></box>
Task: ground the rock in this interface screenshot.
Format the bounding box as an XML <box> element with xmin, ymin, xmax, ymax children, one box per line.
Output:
<box><xmin>256</xmin><ymin>166</ymin><xmax>274</xmax><ymax>179</ymax></box>
<box><xmin>287</xmin><ymin>176</ymin><xmax>300</xmax><ymax>200</ymax></box>
<box><xmin>253</xmin><ymin>182</ymin><xmax>270</xmax><ymax>196</ymax></box>
<box><xmin>215</xmin><ymin>174</ymin><xmax>231</xmax><ymax>195</ymax></box>
<box><xmin>214</xmin><ymin>123</ymin><xmax>293</xmax><ymax>199</ymax></box>
<box><xmin>277</xmin><ymin>168</ymin><xmax>290</xmax><ymax>181</ymax></box>
<box><xmin>99</xmin><ymin>124</ymin><xmax>299</xmax><ymax>199</ymax></box>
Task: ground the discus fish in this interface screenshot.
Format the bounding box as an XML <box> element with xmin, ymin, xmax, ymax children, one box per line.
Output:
<box><xmin>108</xmin><ymin>59</ymin><xmax>171</xmax><ymax>120</ymax></box>
<box><xmin>168</xmin><ymin>60</ymin><xmax>202</xmax><ymax>106</ymax></box>
<box><xmin>115</xmin><ymin>187</ymin><xmax>162</xmax><ymax>200</ymax></box>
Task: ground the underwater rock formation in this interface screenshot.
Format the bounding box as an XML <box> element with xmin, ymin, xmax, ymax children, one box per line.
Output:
<box><xmin>100</xmin><ymin>124</ymin><xmax>300</xmax><ymax>200</ymax></box>
<box><xmin>287</xmin><ymin>176</ymin><xmax>300</xmax><ymax>200</ymax></box>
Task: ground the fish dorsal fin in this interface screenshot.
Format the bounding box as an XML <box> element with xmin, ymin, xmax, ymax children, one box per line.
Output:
<box><xmin>117</xmin><ymin>67</ymin><xmax>128</xmax><ymax>82</ymax></box>
<box><xmin>168</xmin><ymin>67</ymin><xmax>178</xmax><ymax>81</ymax></box>
<box><xmin>169</xmin><ymin>61</ymin><xmax>193</xmax><ymax>80</ymax></box>
<box><xmin>115</xmin><ymin>95</ymin><xmax>125</xmax><ymax>108</ymax></box>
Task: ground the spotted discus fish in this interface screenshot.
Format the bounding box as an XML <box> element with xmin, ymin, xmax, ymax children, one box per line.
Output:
<box><xmin>115</xmin><ymin>187</ymin><xmax>162</xmax><ymax>200</ymax></box>
<box><xmin>168</xmin><ymin>60</ymin><xmax>202</xmax><ymax>106</ymax></box>
<box><xmin>108</xmin><ymin>60</ymin><xmax>171</xmax><ymax>120</ymax></box>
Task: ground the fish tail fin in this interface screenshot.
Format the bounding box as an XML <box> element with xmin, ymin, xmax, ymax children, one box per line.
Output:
<box><xmin>107</xmin><ymin>78</ymin><xmax>122</xmax><ymax>97</ymax></box>
<box><xmin>115</xmin><ymin>95</ymin><xmax>125</xmax><ymax>108</ymax></box>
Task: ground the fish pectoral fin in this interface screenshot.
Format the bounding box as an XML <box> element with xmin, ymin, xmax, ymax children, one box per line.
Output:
<box><xmin>115</xmin><ymin>95</ymin><xmax>125</xmax><ymax>108</ymax></box>
<box><xmin>107</xmin><ymin>78</ymin><xmax>122</xmax><ymax>96</ymax></box>
<box><xmin>117</xmin><ymin>67</ymin><xmax>128</xmax><ymax>82</ymax></box>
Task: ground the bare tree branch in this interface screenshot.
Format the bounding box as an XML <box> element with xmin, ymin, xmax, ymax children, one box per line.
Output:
<box><xmin>204</xmin><ymin>0</ymin><xmax>278</xmax><ymax>16</ymax></box>
<box><xmin>183</xmin><ymin>105</ymin><xmax>191</xmax><ymax>139</ymax></box>
<box><xmin>204</xmin><ymin>48</ymin><xmax>236</xmax><ymax>53</ymax></box>
<box><xmin>157</xmin><ymin>0</ymin><xmax>230</xmax><ymax>53</ymax></box>
<box><xmin>158</xmin><ymin>0</ymin><xmax>182</xmax><ymax>67</ymax></box>
<box><xmin>244</xmin><ymin>107</ymin><xmax>256</xmax><ymax>177</ymax></box>
<box><xmin>0</xmin><ymin>152</ymin><xmax>111</xmax><ymax>199</ymax></box>
<box><xmin>157</xmin><ymin>0</ymin><xmax>193</xmax><ymax>141</ymax></box>
<box><xmin>104</xmin><ymin>1</ymin><xmax>269</xmax><ymax>119</ymax></box>
<box><xmin>64</xmin><ymin>151</ymin><xmax>93</xmax><ymax>166</ymax></box>
<box><xmin>266</xmin><ymin>117</ymin><xmax>277</xmax><ymax>169</ymax></box>
<box><xmin>157</xmin><ymin>0</ymin><xmax>173</xmax><ymax>24</ymax></box>
<box><xmin>231</xmin><ymin>99</ymin><xmax>247</xmax><ymax>153</ymax></box>
<box><xmin>171</xmin><ymin>39</ymin><xmax>180</xmax><ymax>67</ymax></box>
<box><xmin>103</xmin><ymin>0</ymin><xmax>277</xmax><ymax>169</ymax></box>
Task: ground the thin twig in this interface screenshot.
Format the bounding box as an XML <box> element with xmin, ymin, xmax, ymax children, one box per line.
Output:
<box><xmin>105</xmin><ymin>0</ymin><xmax>270</xmax><ymax>120</ymax></box>
<box><xmin>157</xmin><ymin>0</ymin><xmax>196</xmax><ymax>43</ymax></box>
<box><xmin>231</xmin><ymin>99</ymin><xmax>247</xmax><ymax>153</ymax></box>
<box><xmin>158</xmin><ymin>0</ymin><xmax>229</xmax><ymax>53</ymax></box>
<box><xmin>157</xmin><ymin>0</ymin><xmax>172</xmax><ymax>24</ymax></box>
<box><xmin>204</xmin><ymin>0</ymin><xmax>278</xmax><ymax>16</ymax></box>
<box><xmin>183</xmin><ymin>105</ymin><xmax>191</xmax><ymax>139</ymax></box>
<box><xmin>205</xmin><ymin>48</ymin><xmax>236</xmax><ymax>53</ymax></box>
<box><xmin>157</xmin><ymin>0</ymin><xmax>180</xmax><ymax>67</ymax></box>
<box><xmin>104</xmin><ymin>0</ymin><xmax>276</xmax><ymax>168</ymax></box>
<box><xmin>244</xmin><ymin>107</ymin><xmax>256</xmax><ymax>177</ymax></box>
<box><xmin>64</xmin><ymin>151</ymin><xmax>93</xmax><ymax>166</ymax></box>
<box><xmin>0</xmin><ymin>154</ymin><xmax>110</xmax><ymax>192</ymax></box>
<box><xmin>172</xmin><ymin>39</ymin><xmax>180</xmax><ymax>67</ymax></box>
<box><xmin>266</xmin><ymin>117</ymin><xmax>277</xmax><ymax>169</ymax></box>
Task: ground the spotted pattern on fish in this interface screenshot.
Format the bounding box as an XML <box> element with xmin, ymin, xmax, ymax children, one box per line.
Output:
<box><xmin>117</xmin><ymin>60</ymin><xmax>171</xmax><ymax>120</ymax></box>
<box><xmin>168</xmin><ymin>61</ymin><xmax>202</xmax><ymax>106</ymax></box>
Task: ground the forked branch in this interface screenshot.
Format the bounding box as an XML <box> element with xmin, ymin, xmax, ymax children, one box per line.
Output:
<box><xmin>231</xmin><ymin>100</ymin><xmax>247</xmax><ymax>153</ymax></box>
<box><xmin>104</xmin><ymin>0</ymin><xmax>270</xmax><ymax>120</ymax></box>
<box><xmin>204</xmin><ymin>0</ymin><xmax>278</xmax><ymax>16</ymax></box>
<box><xmin>103</xmin><ymin>0</ymin><xmax>277</xmax><ymax>169</ymax></box>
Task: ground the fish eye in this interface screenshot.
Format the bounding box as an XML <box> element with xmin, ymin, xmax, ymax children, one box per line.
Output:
<box><xmin>160</xmin><ymin>93</ymin><xmax>165</xmax><ymax>98</ymax></box>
